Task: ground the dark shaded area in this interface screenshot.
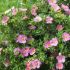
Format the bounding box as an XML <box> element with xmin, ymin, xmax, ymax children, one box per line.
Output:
<box><xmin>38</xmin><ymin>63</ymin><xmax>49</xmax><ymax>70</ymax></box>
<box><xmin>65</xmin><ymin>57</ymin><xmax>70</xmax><ymax>70</ymax></box>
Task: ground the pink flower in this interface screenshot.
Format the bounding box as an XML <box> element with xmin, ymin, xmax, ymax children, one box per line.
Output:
<box><xmin>56</xmin><ymin>54</ymin><xmax>65</xmax><ymax>63</ymax></box>
<box><xmin>1</xmin><ymin>16</ymin><xmax>9</xmax><ymax>25</ymax></box>
<box><xmin>44</xmin><ymin>41</ymin><xmax>51</xmax><ymax>48</ymax></box>
<box><xmin>51</xmin><ymin>3</ymin><xmax>60</xmax><ymax>12</ymax></box>
<box><xmin>34</xmin><ymin>16</ymin><xmax>42</xmax><ymax>22</ymax></box>
<box><xmin>20</xmin><ymin>47</ymin><xmax>30</xmax><ymax>57</ymax></box>
<box><xmin>31</xmin><ymin>5</ymin><xmax>38</xmax><ymax>16</ymax></box>
<box><xmin>16</xmin><ymin>34</ymin><xmax>27</xmax><ymax>44</ymax></box>
<box><xmin>26</xmin><ymin>61</ymin><xmax>33</xmax><ymax>70</ymax></box>
<box><xmin>33</xmin><ymin>59</ymin><xmax>41</xmax><ymax>69</ymax></box>
<box><xmin>65</xmin><ymin>9</ymin><xmax>70</xmax><ymax>15</ymax></box>
<box><xmin>56</xmin><ymin>63</ymin><xmax>63</xmax><ymax>70</ymax></box>
<box><xmin>11</xmin><ymin>7</ymin><xmax>18</xmax><ymax>16</ymax></box>
<box><xmin>48</xmin><ymin>0</ymin><xmax>57</xmax><ymax>5</ymax></box>
<box><xmin>29</xmin><ymin>48</ymin><xmax>36</xmax><ymax>55</ymax></box>
<box><xmin>61</xmin><ymin>4</ymin><xmax>69</xmax><ymax>12</ymax></box>
<box><xmin>46</xmin><ymin>16</ymin><xmax>53</xmax><ymax>24</ymax></box>
<box><xmin>50</xmin><ymin>37</ymin><xmax>58</xmax><ymax>46</ymax></box>
<box><xmin>14</xmin><ymin>47</ymin><xmax>20</xmax><ymax>56</ymax></box>
<box><xmin>62</xmin><ymin>32</ymin><xmax>70</xmax><ymax>42</ymax></box>
<box><xmin>56</xmin><ymin>24</ymin><xmax>64</xmax><ymax>31</ymax></box>
<box><xmin>0</xmin><ymin>48</ymin><xmax>3</xmax><ymax>55</ymax></box>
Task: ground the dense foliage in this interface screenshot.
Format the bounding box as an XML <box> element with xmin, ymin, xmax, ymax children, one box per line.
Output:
<box><xmin>0</xmin><ymin>0</ymin><xmax>70</xmax><ymax>70</ymax></box>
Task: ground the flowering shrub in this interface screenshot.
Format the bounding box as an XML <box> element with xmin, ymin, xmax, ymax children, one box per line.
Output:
<box><xmin>0</xmin><ymin>0</ymin><xmax>70</xmax><ymax>70</ymax></box>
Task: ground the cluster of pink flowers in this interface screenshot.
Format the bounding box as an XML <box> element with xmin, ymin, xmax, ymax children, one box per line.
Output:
<box><xmin>61</xmin><ymin>4</ymin><xmax>70</xmax><ymax>15</ymax></box>
<box><xmin>56</xmin><ymin>53</ymin><xmax>65</xmax><ymax>70</ymax></box>
<box><xmin>1</xmin><ymin>7</ymin><xmax>18</xmax><ymax>25</ymax></box>
<box><xmin>31</xmin><ymin>5</ymin><xmax>38</xmax><ymax>16</ymax></box>
<box><xmin>16</xmin><ymin>34</ymin><xmax>27</xmax><ymax>44</ymax></box>
<box><xmin>26</xmin><ymin>59</ymin><xmax>41</xmax><ymax>70</ymax></box>
<box><xmin>14</xmin><ymin>47</ymin><xmax>36</xmax><ymax>57</ymax></box>
<box><xmin>62</xmin><ymin>32</ymin><xmax>70</xmax><ymax>42</ymax></box>
<box><xmin>1</xmin><ymin>2</ymin><xmax>70</xmax><ymax>69</ymax></box>
<box><xmin>48</xmin><ymin>0</ymin><xmax>70</xmax><ymax>15</ymax></box>
<box><xmin>44</xmin><ymin>37</ymin><xmax>58</xmax><ymax>48</ymax></box>
<box><xmin>48</xmin><ymin>0</ymin><xmax>60</xmax><ymax>12</ymax></box>
<box><xmin>44</xmin><ymin>32</ymin><xmax>70</xmax><ymax>49</ymax></box>
<box><xmin>34</xmin><ymin>15</ymin><xmax>54</xmax><ymax>24</ymax></box>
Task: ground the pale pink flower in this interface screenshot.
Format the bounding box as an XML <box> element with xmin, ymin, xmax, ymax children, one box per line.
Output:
<box><xmin>48</xmin><ymin>0</ymin><xmax>57</xmax><ymax>5</ymax></box>
<box><xmin>56</xmin><ymin>54</ymin><xmax>65</xmax><ymax>63</ymax></box>
<box><xmin>51</xmin><ymin>3</ymin><xmax>60</xmax><ymax>12</ymax></box>
<box><xmin>3</xmin><ymin>59</ymin><xmax>10</xmax><ymax>67</ymax></box>
<box><xmin>50</xmin><ymin>37</ymin><xmax>58</xmax><ymax>46</ymax></box>
<box><xmin>61</xmin><ymin>4</ymin><xmax>69</xmax><ymax>12</ymax></box>
<box><xmin>56</xmin><ymin>24</ymin><xmax>64</xmax><ymax>31</ymax></box>
<box><xmin>34</xmin><ymin>16</ymin><xmax>42</xmax><ymax>22</ymax></box>
<box><xmin>20</xmin><ymin>47</ymin><xmax>30</xmax><ymax>57</ymax></box>
<box><xmin>31</xmin><ymin>5</ymin><xmax>38</xmax><ymax>16</ymax></box>
<box><xmin>1</xmin><ymin>16</ymin><xmax>9</xmax><ymax>25</ymax></box>
<box><xmin>56</xmin><ymin>63</ymin><xmax>63</xmax><ymax>70</ymax></box>
<box><xmin>0</xmin><ymin>48</ymin><xmax>3</xmax><ymax>55</ymax></box>
<box><xmin>46</xmin><ymin>16</ymin><xmax>53</xmax><ymax>24</ymax></box>
<box><xmin>11</xmin><ymin>7</ymin><xmax>18</xmax><ymax>16</ymax></box>
<box><xmin>23</xmin><ymin>16</ymin><xmax>28</xmax><ymax>20</ymax></box>
<box><xmin>29</xmin><ymin>48</ymin><xmax>36</xmax><ymax>55</ymax></box>
<box><xmin>14</xmin><ymin>47</ymin><xmax>20</xmax><ymax>56</ymax></box>
<box><xmin>28</xmin><ymin>25</ymin><xmax>36</xmax><ymax>30</ymax></box>
<box><xmin>62</xmin><ymin>32</ymin><xmax>70</xmax><ymax>42</ymax></box>
<box><xmin>44</xmin><ymin>41</ymin><xmax>51</xmax><ymax>48</ymax></box>
<box><xmin>16</xmin><ymin>34</ymin><xmax>27</xmax><ymax>44</ymax></box>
